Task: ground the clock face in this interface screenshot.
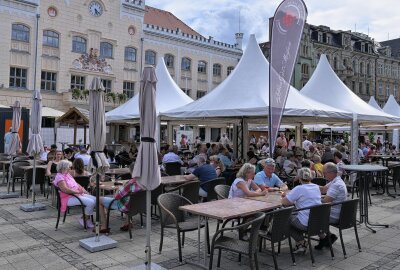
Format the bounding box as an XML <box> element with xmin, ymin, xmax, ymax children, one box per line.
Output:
<box><xmin>88</xmin><ymin>1</ymin><xmax>103</xmax><ymax>17</ymax></box>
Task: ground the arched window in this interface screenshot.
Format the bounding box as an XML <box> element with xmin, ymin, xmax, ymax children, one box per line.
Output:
<box><xmin>213</xmin><ymin>63</ymin><xmax>221</xmax><ymax>76</ymax></box>
<box><xmin>333</xmin><ymin>57</ymin><xmax>338</xmax><ymax>70</ymax></box>
<box><xmin>352</xmin><ymin>60</ymin><xmax>357</xmax><ymax>72</ymax></box>
<box><xmin>100</xmin><ymin>42</ymin><xmax>113</xmax><ymax>58</ymax></box>
<box><xmin>124</xmin><ymin>47</ymin><xmax>137</xmax><ymax>62</ymax></box>
<box><xmin>359</xmin><ymin>62</ymin><xmax>364</xmax><ymax>74</ymax></box>
<box><xmin>145</xmin><ymin>50</ymin><xmax>156</xmax><ymax>65</ymax></box>
<box><xmin>181</xmin><ymin>57</ymin><xmax>191</xmax><ymax>71</ymax></box>
<box><xmin>11</xmin><ymin>24</ymin><xmax>30</xmax><ymax>42</ymax></box>
<box><xmin>367</xmin><ymin>63</ymin><xmax>371</xmax><ymax>76</ymax></box>
<box><xmin>43</xmin><ymin>30</ymin><xmax>59</xmax><ymax>47</ymax></box>
<box><xmin>72</xmin><ymin>36</ymin><xmax>86</xmax><ymax>53</ymax></box>
<box><xmin>301</xmin><ymin>63</ymin><xmax>309</xmax><ymax>75</ymax></box>
<box><xmin>227</xmin><ymin>66</ymin><xmax>234</xmax><ymax>76</ymax></box>
<box><xmin>164</xmin><ymin>54</ymin><xmax>174</xmax><ymax>68</ymax></box>
<box><xmin>198</xmin><ymin>61</ymin><xmax>207</xmax><ymax>73</ymax></box>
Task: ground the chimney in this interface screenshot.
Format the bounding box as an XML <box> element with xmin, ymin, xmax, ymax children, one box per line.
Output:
<box><xmin>235</xmin><ymin>32</ymin><xmax>243</xmax><ymax>49</ymax></box>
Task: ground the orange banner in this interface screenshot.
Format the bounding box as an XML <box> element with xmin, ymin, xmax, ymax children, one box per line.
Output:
<box><xmin>5</xmin><ymin>119</ymin><xmax>24</xmax><ymax>140</ymax></box>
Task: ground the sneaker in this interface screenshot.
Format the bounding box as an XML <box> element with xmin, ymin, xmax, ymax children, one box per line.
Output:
<box><xmin>86</xmin><ymin>220</ymin><xmax>95</xmax><ymax>229</ymax></box>
<box><xmin>293</xmin><ymin>242</ymin><xmax>307</xmax><ymax>254</ymax></box>
<box><xmin>329</xmin><ymin>234</ymin><xmax>338</xmax><ymax>245</ymax></box>
<box><xmin>315</xmin><ymin>237</ymin><xmax>329</xmax><ymax>250</ymax></box>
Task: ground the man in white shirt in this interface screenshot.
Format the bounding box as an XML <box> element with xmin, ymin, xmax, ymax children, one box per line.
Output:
<box><xmin>302</xmin><ymin>136</ymin><xmax>312</xmax><ymax>152</ymax></box>
<box><xmin>315</xmin><ymin>162</ymin><xmax>348</xmax><ymax>250</ymax></box>
<box><xmin>219</xmin><ymin>133</ymin><xmax>231</xmax><ymax>146</ymax></box>
<box><xmin>74</xmin><ymin>147</ymin><xmax>91</xmax><ymax>166</ymax></box>
<box><xmin>39</xmin><ymin>145</ymin><xmax>49</xmax><ymax>161</ymax></box>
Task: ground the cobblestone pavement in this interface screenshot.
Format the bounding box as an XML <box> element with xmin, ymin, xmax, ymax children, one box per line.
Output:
<box><xmin>0</xmin><ymin>183</ymin><xmax>400</xmax><ymax>270</ymax></box>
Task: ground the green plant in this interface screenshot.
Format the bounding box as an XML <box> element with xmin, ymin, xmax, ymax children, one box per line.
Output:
<box><xmin>368</xmin><ymin>132</ymin><xmax>375</xmax><ymax>144</ymax></box>
<box><xmin>72</xmin><ymin>88</ymin><xmax>81</xmax><ymax>100</ymax></box>
<box><xmin>118</xmin><ymin>93</ymin><xmax>127</xmax><ymax>103</ymax></box>
<box><xmin>106</xmin><ymin>92</ymin><xmax>117</xmax><ymax>103</ymax></box>
<box><xmin>343</xmin><ymin>131</ymin><xmax>349</xmax><ymax>143</ymax></box>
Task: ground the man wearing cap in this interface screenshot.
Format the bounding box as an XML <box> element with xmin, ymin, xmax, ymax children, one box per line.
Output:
<box><xmin>254</xmin><ymin>158</ymin><xmax>288</xmax><ymax>191</ymax></box>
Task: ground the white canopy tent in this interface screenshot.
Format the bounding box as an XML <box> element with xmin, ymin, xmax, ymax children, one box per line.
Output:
<box><xmin>162</xmin><ymin>35</ymin><xmax>352</xmax><ymax>123</ymax></box>
<box><xmin>301</xmin><ymin>54</ymin><xmax>398</xmax><ymax>123</ymax></box>
<box><xmin>368</xmin><ymin>96</ymin><xmax>382</xmax><ymax>111</ymax></box>
<box><xmin>39</xmin><ymin>107</ymin><xmax>64</xmax><ymax>118</ymax></box>
<box><xmin>383</xmin><ymin>95</ymin><xmax>400</xmax><ymax>117</ymax></box>
<box><xmin>105</xmin><ymin>58</ymin><xmax>193</xmax><ymax>122</ymax></box>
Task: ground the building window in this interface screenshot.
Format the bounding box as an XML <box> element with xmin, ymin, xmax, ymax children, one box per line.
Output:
<box><xmin>394</xmin><ymin>85</ymin><xmax>398</xmax><ymax>97</ymax></box>
<box><xmin>359</xmin><ymin>82</ymin><xmax>363</xmax><ymax>94</ymax></box>
<box><xmin>333</xmin><ymin>57</ymin><xmax>338</xmax><ymax>70</ymax></box>
<box><xmin>213</xmin><ymin>63</ymin><xmax>221</xmax><ymax>76</ymax></box>
<box><xmin>164</xmin><ymin>54</ymin><xmax>174</xmax><ymax>68</ymax></box>
<box><xmin>301</xmin><ymin>63</ymin><xmax>309</xmax><ymax>75</ymax></box>
<box><xmin>182</xmin><ymin>88</ymin><xmax>191</xmax><ymax>97</ymax></box>
<box><xmin>196</xmin><ymin>90</ymin><xmax>206</xmax><ymax>99</ymax></box>
<box><xmin>72</xmin><ymin>36</ymin><xmax>87</xmax><ymax>53</ymax></box>
<box><xmin>386</xmin><ymin>84</ymin><xmax>390</xmax><ymax>97</ymax></box>
<box><xmin>366</xmin><ymin>83</ymin><xmax>370</xmax><ymax>95</ymax></box>
<box><xmin>9</xmin><ymin>67</ymin><xmax>27</xmax><ymax>89</ymax></box>
<box><xmin>41</xmin><ymin>71</ymin><xmax>57</xmax><ymax>91</ymax></box>
<box><xmin>227</xmin><ymin>66</ymin><xmax>234</xmax><ymax>76</ymax></box>
<box><xmin>343</xmin><ymin>58</ymin><xmax>347</xmax><ymax>68</ymax></box>
<box><xmin>11</xmin><ymin>24</ymin><xmax>30</xmax><ymax>42</ymax></box>
<box><xmin>123</xmin><ymin>81</ymin><xmax>135</xmax><ymax>98</ymax></box>
<box><xmin>359</xmin><ymin>62</ymin><xmax>364</xmax><ymax>74</ymax></box>
<box><xmin>145</xmin><ymin>50</ymin><xmax>156</xmax><ymax>65</ymax></box>
<box><xmin>378</xmin><ymin>63</ymin><xmax>383</xmax><ymax>75</ymax></box>
<box><xmin>352</xmin><ymin>81</ymin><xmax>356</xmax><ymax>92</ymax></box>
<box><xmin>379</xmin><ymin>82</ymin><xmax>383</xmax><ymax>95</ymax></box>
<box><xmin>70</xmin><ymin>75</ymin><xmax>85</xmax><ymax>90</ymax></box>
<box><xmin>352</xmin><ymin>60</ymin><xmax>357</xmax><ymax>73</ymax></box>
<box><xmin>100</xmin><ymin>42</ymin><xmax>113</xmax><ymax>58</ymax></box>
<box><xmin>367</xmin><ymin>63</ymin><xmax>371</xmax><ymax>76</ymax></box>
<box><xmin>101</xmin><ymin>79</ymin><xmax>112</xmax><ymax>93</ymax></box>
<box><xmin>198</xmin><ymin>61</ymin><xmax>207</xmax><ymax>74</ymax></box>
<box><xmin>43</xmin><ymin>30</ymin><xmax>59</xmax><ymax>47</ymax></box>
<box><xmin>181</xmin><ymin>57</ymin><xmax>191</xmax><ymax>71</ymax></box>
<box><xmin>124</xmin><ymin>47</ymin><xmax>136</xmax><ymax>62</ymax></box>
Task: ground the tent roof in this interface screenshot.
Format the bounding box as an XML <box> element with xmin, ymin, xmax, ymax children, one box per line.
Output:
<box><xmin>301</xmin><ymin>54</ymin><xmax>398</xmax><ymax>123</ymax></box>
<box><xmin>39</xmin><ymin>107</ymin><xmax>65</xmax><ymax>118</ymax></box>
<box><xmin>383</xmin><ymin>95</ymin><xmax>400</xmax><ymax>117</ymax></box>
<box><xmin>106</xmin><ymin>58</ymin><xmax>193</xmax><ymax>122</ymax></box>
<box><xmin>56</xmin><ymin>107</ymin><xmax>89</xmax><ymax>125</ymax></box>
<box><xmin>162</xmin><ymin>35</ymin><xmax>351</xmax><ymax>122</ymax></box>
<box><xmin>368</xmin><ymin>96</ymin><xmax>382</xmax><ymax>111</ymax></box>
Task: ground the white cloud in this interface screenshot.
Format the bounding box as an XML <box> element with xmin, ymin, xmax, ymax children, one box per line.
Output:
<box><xmin>146</xmin><ymin>0</ymin><xmax>400</xmax><ymax>45</ymax></box>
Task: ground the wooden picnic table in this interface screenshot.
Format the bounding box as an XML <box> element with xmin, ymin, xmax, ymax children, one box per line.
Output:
<box><xmin>105</xmin><ymin>167</ymin><xmax>131</xmax><ymax>176</ymax></box>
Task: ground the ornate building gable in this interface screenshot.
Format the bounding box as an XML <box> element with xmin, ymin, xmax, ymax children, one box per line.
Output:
<box><xmin>72</xmin><ymin>48</ymin><xmax>112</xmax><ymax>74</ymax></box>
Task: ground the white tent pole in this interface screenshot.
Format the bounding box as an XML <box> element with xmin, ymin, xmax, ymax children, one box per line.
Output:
<box><xmin>295</xmin><ymin>123</ymin><xmax>303</xmax><ymax>147</ymax></box>
<box><xmin>351</xmin><ymin>113</ymin><xmax>359</xmax><ymax>165</ymax></box>
<box><xmin>393</xmin><ymin>129</ymin><xmax>399</xmax><ymax>151</ymax></box>
<box><xmin>242</xmin><ymin>118</ymin><xmax>249</xmax><ymax>159</ymax></box>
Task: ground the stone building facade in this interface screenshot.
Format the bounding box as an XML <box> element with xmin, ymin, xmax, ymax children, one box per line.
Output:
<box><xmin>0</xmin><ymin>0</ymin><xmax>242</xmax><ymax>112</ymax></box>
<box><xmin>261</xmin><ymin>20</ymin><xmax>400</xmax><ymax>106</ymax></box>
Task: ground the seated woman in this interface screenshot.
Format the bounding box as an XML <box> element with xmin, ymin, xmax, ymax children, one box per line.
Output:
<box><xmin>98</xmin><ymin>164</ymin><xmax>142</xmax><ymax>233</ymax></box>
<box><xmin>228</xmin><ymin>163</ymin><xmax>268</xmax><ymax>198</ymax></box>
<box><xmin>46</xmin><ymin>150</ymin><xmax>63</xmax><ymax>176</ymax></box>
<box><xmin>281</xmin><ymin>167</ymin><xmax>321</xmax><ymax>254</ymax></box>
<box><xmin>53</xmin><ymin>160</ymin><xmax>96</xmax><ymax>228</ymax></box>
<box><xmin>209</xmin><ymin>155</ymin><xmax>225</xmax><ymax>177</ymax></box>
<box><xmin>70</xmin><ymin>158</ymin><xmax>90</xmax><ymax>177</ymax></box>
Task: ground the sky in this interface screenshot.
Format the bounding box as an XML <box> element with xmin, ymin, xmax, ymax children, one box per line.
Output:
<box><xmin>146</xmin><ymin>0</ymin><xmax>400</xmax><ymax>47</ymax></box>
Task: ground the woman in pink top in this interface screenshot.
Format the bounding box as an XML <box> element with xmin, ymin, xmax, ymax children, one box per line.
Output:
<box><xmin>53</xmin><ymin>159</ymin><xmax>96</xmax><ymax>228</ymax></box>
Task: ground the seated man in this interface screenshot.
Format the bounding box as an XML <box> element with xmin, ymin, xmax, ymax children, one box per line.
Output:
<box><xmin>74</xmin><ymin>146</ymin><xmax>91</xmax><ymax>166</ymax></box>
<box><xmin>283</xmin><ymin>152</ymin><xmax>298</xmax><ymax>175</ymax></box>
<box><xmin>315</xmin><ymin>162</ymin><xmax>348</xmax><ymax>250</ymax></box>
<box><xmin>254</xmin><ymin>158</ymin><xmax>288</xmax><ymax>191</ymax></box>
<box><xmin>162</xmin><ymin>146</ymin><xmax>184</xmax><ymax>165</ymax></box>
<box><xmin>184</xmin><ymin>156</ymin><xmax>217</xmax><ymax>197</ymax></box>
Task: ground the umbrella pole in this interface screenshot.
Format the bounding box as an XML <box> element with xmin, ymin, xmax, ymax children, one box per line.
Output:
<box><xmin>7</xmin><ymin>156</ymin><xmax>13</xmax><ymax>194</ymax></box>
<box><xmin>145</xmin><ymin>190</ymin><xmax>151</xmax><ymax>269</ymax></box>
<box><xmin>32</xmin><ymin>155</ymin><xmax>37</xmax><ymax>205</ymax></box>
<box><xmin>95</xmin><ymin>172</ymin><xmax>100</xmax><ymax>242</ymax></box>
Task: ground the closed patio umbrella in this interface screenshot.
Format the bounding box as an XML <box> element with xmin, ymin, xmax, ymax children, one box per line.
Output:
<box><xmin>20</xmin><ymin>90</ymin><xmax>45</xmax><ymax>211</ymax></box>
<box><xmin>89</xmin><ymin>77</ymin><xmax>110</xmax><ymax>239</ymax></box>
<box><xmin>79</xmin><ymin>77</ymin><xmax>116</xmax><ymax>252</ymax></box>
<box><xmin>132</xmin><ymin>66</ymin><xmax>161</xmax><ymax>269</ymax></box>
<box><xmin>6</xmin><ymin>101</ymin><xmax>22</xmax><ymax>195</ymax></box>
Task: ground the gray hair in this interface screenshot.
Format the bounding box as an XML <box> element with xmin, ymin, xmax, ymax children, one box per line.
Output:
<box><xmin>236</xmin><ymin>163</ymin><xmax>256</xmax><ymax>179</ymax></box>
<box><xmin>298</xmin><ymin>167</ymin><xmax>312</xmax><ymax>182</ymax></box>
<box><xmin>324</xmin><ymin>162</ymin><xmax>338</xmax><ymax>174</ymax></box>
<box><xmin>57</xmin><ymin>159</ymin><xmax>72</xmax><ymax>173</ymax></box>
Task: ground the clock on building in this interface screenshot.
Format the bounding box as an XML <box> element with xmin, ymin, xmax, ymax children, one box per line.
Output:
<box><xmin>47</xmin><ymin>6</ymin><xmax>57</xmax><ymax>17</ymax></box>
<box><xmin>88</xmin><ymin>1</ymin><xmax>103</xmax><ymax>17</ymax></box>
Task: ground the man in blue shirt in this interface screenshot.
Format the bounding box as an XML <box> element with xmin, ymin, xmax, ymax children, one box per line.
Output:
<box><xmin>254</xmin><ymin>158</ymin><xmax>288</xmax><ymax>191</ymax></box>
<box><xmin>185</xmin><ymin>156</ymin><xmax>217</xmax><ymax>197</ymax></box>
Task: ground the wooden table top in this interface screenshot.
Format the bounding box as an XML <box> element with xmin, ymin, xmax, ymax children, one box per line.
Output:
<box><xmin>180</xmin><ymin>197</ymin><xmax>281</xmax><ymax>220</ymax></box>
<box><xmin>246</xmin><ymin>192</ymin><xmax>283</xmax><ymax>203</ymax></box>
<box><xmin>105</xmin><ymin>168</ymin><xmax>130</xmax><ymax>175</ymax></box>
<box><xmin>341</xmin><ymin>164</ymin><xmax>388</xmax><ymax>172</ymax></box>
<box><xmin>99</xmin><ymin>180</ymin><xmax>129</xmax><ymax>191</ymax></box>
<box><xmin>161</xmin><ymin>175</ymin><xmax>192</xmax><ymax>185</ymax></box>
